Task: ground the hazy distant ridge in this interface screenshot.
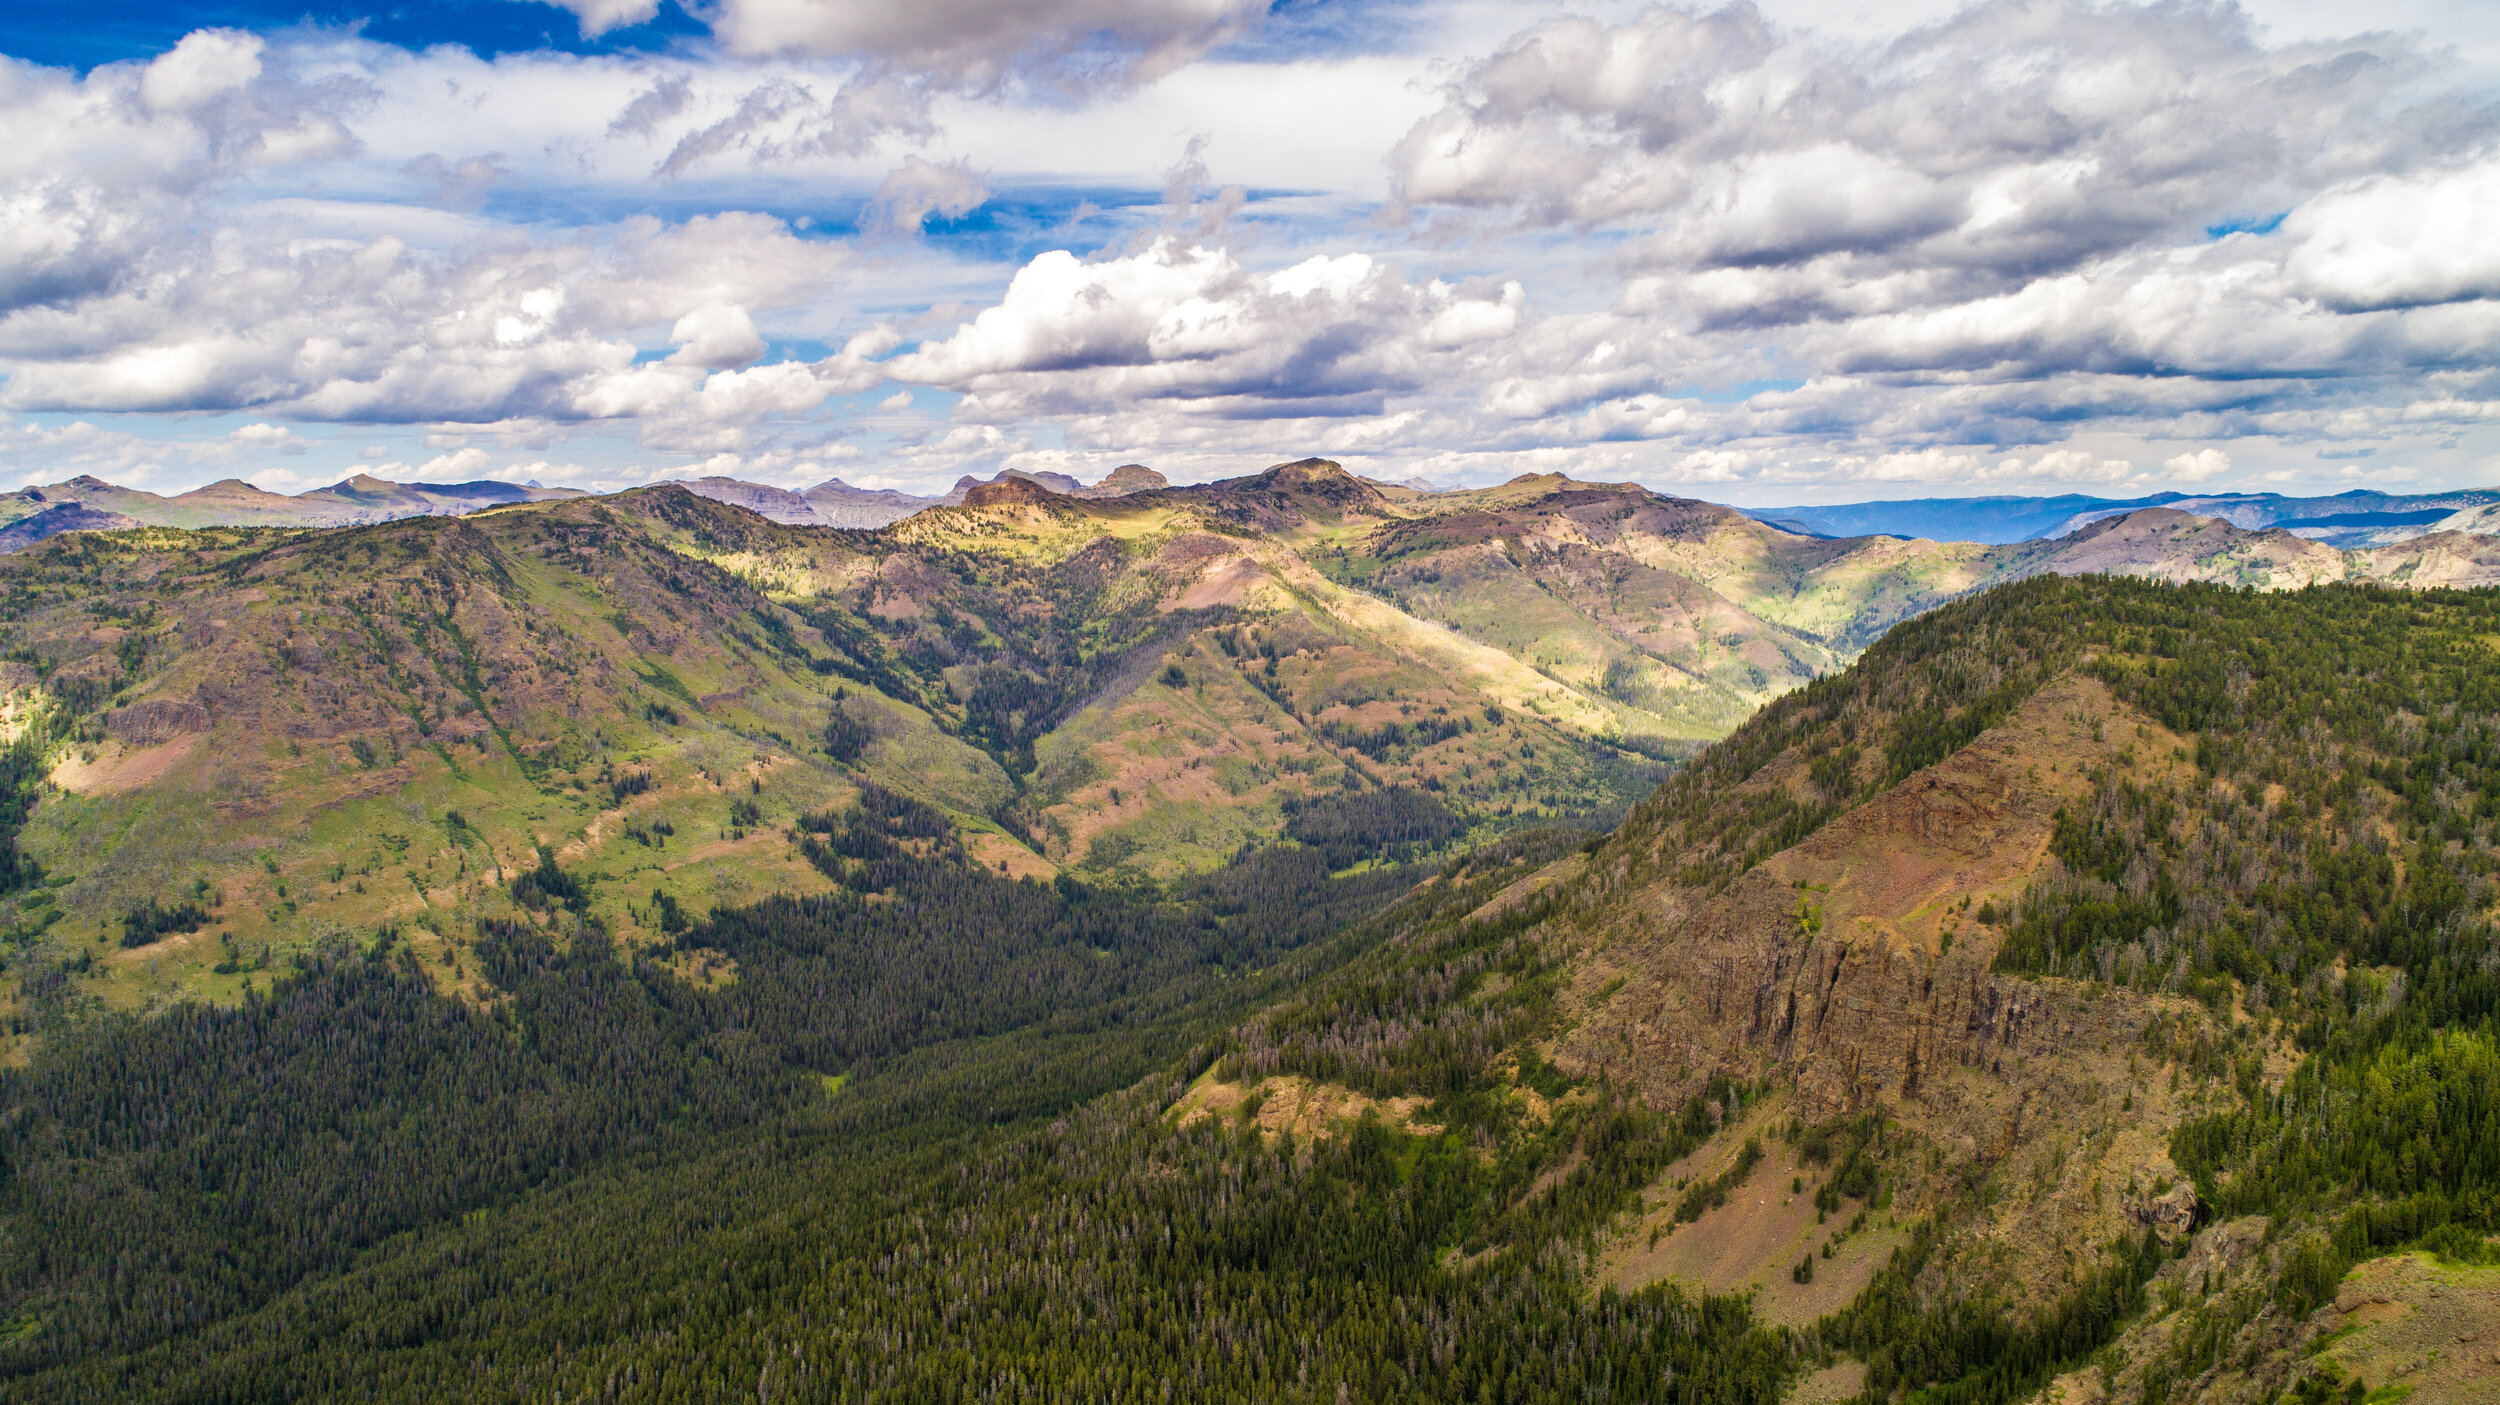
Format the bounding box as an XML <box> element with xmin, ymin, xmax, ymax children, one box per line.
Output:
<box><xmin>1745</xmin><ymin>486</ymin><xmax>2500</xmax><ymax>546</ymax></box>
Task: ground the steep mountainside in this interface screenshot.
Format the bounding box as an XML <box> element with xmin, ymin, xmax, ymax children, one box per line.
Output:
<box><xmin>2</xmin><ymin>574</ymin><xmax>2492</xmax><ymax>1402</ymax></box>
<box><xmin>1167</xmin><ymin>575</ymin><xmax>2500</xmax><ymax>1404</ymax></box>
<box><xmin>4</xmin><ymin>465</ymin><xmax>2498</xmax><ymax>1033</ymax></box>
<box><xmin>1551</xmin><ymin>578</ymin><xmax>2500</xmax><ymax>1401</ymax></box>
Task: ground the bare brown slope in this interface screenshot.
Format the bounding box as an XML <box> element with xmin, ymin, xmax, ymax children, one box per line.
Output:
<box><xmin>1526</xmin><ymin>580</ymin><xmax>2241</xmax><ymax>1322</ymax></box>
<box><xmin>2006</xmin><ymin>508</ymin><xmax>2346</xmax><ymax>586</ymax></box>
<box><xmin>1555</xmin><ymin>673</ymin><xmax>2222</xmax><ymax>1321</ymax></box>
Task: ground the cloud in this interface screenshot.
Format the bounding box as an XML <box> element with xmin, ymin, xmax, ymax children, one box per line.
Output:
<box><xmin>138</xmin><ymin>29</ymin><xmax>264</xmax><ymax>113</ymax></box>
<box><xmin>887</xmin><ymin>239</ymin><xmax>1529</xmax><ymax>422</ymax></box>
<box><xmin>667</xmin><ymin>303</ymin><xmax>767</xmax><ymax>369</ymax></box>
<box><xmin>1809</xmin><ymin>154</ymin><xmax>2500</xmax><ymax>383</ymax></box>
<box><xmin>651</xmin><ymin>74</ymin><xmax>936</xmax><ymax>180</ymax></box>
<box><xmin>1394</xmin><ymin>1</ymin><xmax>2485</xmax><ymax>312</ymax></box>
<box><xmin>868</xmin><ymin>156</ymin><xmax>989</xmax><ymax>234</ymax></box>
<box><xmin>711</xmin><ymin>0</ymin><xmax>1268</xmax><ymax>91</ymax></box>
<box><xmin>2284</xmin><ymin>157</ymin><xmax>2500</xmax><ymax>312</ymax></box>
<box><xmin>0</xmin><ymin>38</ymin><xmax>362</xmax><ymax>316</ymax></box>
<box><xmin>229</xmin><ymin>421</ymin><xmax>308</xmax><ymax>454</ymax></box>
<box><xmin>2165</xmin><ymin>447</ymin><xmax>2230</xmax><ymax>483</ymax></box>
<box><xmin>587</xmin><ymin>325</ymin><xmax>899</xmax><ymax>453</ymax></box>
<box><xmin>542</xmin><ymin>0</ymin><xmax>665</xmax><ymax>41</ymax></box>
<box><xmin>2</xmin><ymin>11</ymin><xmax>2497</xmax><ymax>501</ymax></box>
<box><xmin>0</xmin><ymin>204</ymin><xmax>862</xmax><ymax>426</ymax></box>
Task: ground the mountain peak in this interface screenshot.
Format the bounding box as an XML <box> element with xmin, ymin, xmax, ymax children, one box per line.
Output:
<box><xmin>319</xmin><ymin>474</ymin><xmax>402</xmax><ymax>498</ymax></box>
<box><xmin>963</xmin><ymin>476</ymin><xmax>1062</xmax><ymax>508</ymax></box>
<box><xmin>1260</xmin><ymin>457</ymin><xmax>1350</xmax><ymax>485</ymax></box>
<box><xmin>1090</xmin><ymin>464</ymin><xmax>1168</xmax><ymax>497</ymax></box>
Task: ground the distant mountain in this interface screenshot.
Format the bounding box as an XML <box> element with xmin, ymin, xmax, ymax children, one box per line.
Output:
<box><xmin>671</xmin><ymin>476</ymin><xmax>936</xmax><ymax>529</ymax></box>
<box><xmin>1089</xmin><ymin>463</ymin><xmax>1169</xmax><ymax>496</ymax></box>
<box><xmin>0</xmin><ymin>502</ymin><xmax>139</xmax><ymax>551</ymax></box>
<box><xmin>0</xmin><ymin>473</ymin><xmax>586</xmax><ymax>549</ymax></box>
<box><xmin>937</xmin><ymin>466</ymin><xmax>1170</xmax><ymax>506</ymax></box>
<box><xmin>0</xmin><ymin>463</ymin><xmax>1189</xmax><ymax>550</ymax></box>
<box><xmin>4</xmin><ymin>465</ymin><xmax>2500</xmax><ymax>1401</ymax></box>
<box><xmin>10</xmin><ymin>484</ymin><xmax>2499</xmax><ymax>1400</ymax></box>
<box><xmin>1745</xmin><ymin>486</ymin><xmax>2500</xmax><ymax>545</ymax></box>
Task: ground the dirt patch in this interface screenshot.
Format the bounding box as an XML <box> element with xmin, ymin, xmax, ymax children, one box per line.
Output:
<box><xmin>52</xmin><ymin>733</ymin><xmax>204</xmax><ymax>795</ymax></box>
<box><xmin>1599</xmin><ymin>1118</ymin><xmax>1901</xmax><ymax>1327</ymax></box>
<box><xmin>1171</xmin><ymin>1073</ymin><xmax>1443</xmax><ymax>1142</ymax></box>
<box><xmin>1786</xmin><ymin>1361</ymin><xmax>1867</xmax><ymax>1404</ymax></box>
<box><xmin>963</xmin><ymin>829</ymin><xmax>1056</xmax><ymax>880</ymax></box>
<box><xmin>2028</xmin><ymin>1367</ymin><xmax>2105</xmax><ymax>1405</ymax></box>
<box><xmin>1169</xmin><ymin>556</ymin><xmax>1275</xmax><ymax>611</ymax></box>
<box><xmin>2315</xmin><ymin>1250</ymin><xmax>2500</xmax><ymax>1400</ymax></box>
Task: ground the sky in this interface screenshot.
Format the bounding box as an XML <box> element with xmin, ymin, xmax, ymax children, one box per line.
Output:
<box><xmin>0</xmin><ymin>0</ymin><xmax>2495</xmax><ymax>506</ymax></box>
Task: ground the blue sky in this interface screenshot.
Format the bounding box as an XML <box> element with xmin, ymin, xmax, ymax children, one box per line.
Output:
<box><xmin>0</xmin><ymin>0</ymin><xmax>2496</xmax><ymax>504</ymax></box>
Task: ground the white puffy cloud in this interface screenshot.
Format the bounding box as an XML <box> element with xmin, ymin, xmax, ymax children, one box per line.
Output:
<box><xmin>229</xmin><ymin>421</ymin><xmax>307</xmax><ymax>454</ymax></box>
<box><xmin>667</xmin><ymin>303</ymin><xmax>768</xmax><ymax>370</ymax></box>
<box><xmin>594</xmin><ymin>326</ymin><xmax>899</xmax><ymax>453</ymax></box>
<box><xmin>1395</xmin><ymin>1</ymin><xmax>2484</xmax><ymax>313</ymax></box>
<box><xmin>0</xmin><ymin>40</ymin><xmax>359</xmax><ymax>316</ymax></box>
<box><xmin>887</xmin><ymin>239</ymin><xmax>1532</xmax><ymax>422</ymax></box>
<box><xmin>0</xmin><ymin>198</ymin><xmax>864</xmax><ymax>428</ymax></box>
<box><xmin>1808</xmin><ymin>153</ymin><xmax>2500</xmax><ymax>383</ymax></box>
<box><xmin>542</xmin><ymin>0</ymin><xmax>665</xmax><ymax>41</ymax></box>
<box><xmin>2165</xmin><ymin>447</ymin><xmax>2231</xmax><ymax>483</ymax></box>
<box><xmin>138</xmin><ymin>30</ymin><xmax>264</xmax><ymax>112</ymax></box>
<box><xmin>2284</xmin><ymin>157</ymin><xmax>2500</xmax><ymax>311</ymax></box>
<box><xmin>869</xmin><ymin>156</ymin><xmax>989</xmax><ymax>235</ymax></box>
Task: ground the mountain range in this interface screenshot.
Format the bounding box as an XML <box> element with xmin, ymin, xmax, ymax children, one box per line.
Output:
<box><xmin>6</xmin><ymin>459</ymin><xmax>2499</xmax><ymax>972</ymax></box>
<box><xmin>0</xmin><ymin>464</ymin><xmax>1184</xmax><ymax>550</ymax></box>
<box><xmin>1745</xmin><ymin>485</ymin><xmax>2500</xmax><ymax>546</ymax></box>
<box><xmin>0</xmin><ymin>458</ymin><xmax>2494</xmax><ymax>1400</ymax></box>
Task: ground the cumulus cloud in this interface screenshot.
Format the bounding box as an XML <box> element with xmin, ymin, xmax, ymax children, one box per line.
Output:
<box><xmin>0</xmin><ymin>201</ymin><xmax>864</xmax><ymax>428</ymax></box>
<box><xmin>1809</xmin><ymin>153</ymin><xmax>2500</xmax><ymax>383</ymax></box>
<box><xmin>2284</xmin><ymin>157</ymin><xmax>2500</xmax><ymax>311</ymax></box>
<box><xmin>0</xmin><ymin>38</ymin><xmax>361</xmax><ymax>315</ymax></box>
<box><xmin>3</xmin><ymin>8</ymin><xmax>2497</xmax><ymax>500</ymax></box>
<box><xmin>888</xmin><ymin>239</ymin><xmax>1529</xmax><ymax>422</ymax></box>
<box><xmin>1395</xmin><ymin>1</ymin><xmax>2485</xmax><ymax>312</ymax></box>
<box><xmin>712</xmin><ymin>0</ymin><xmax>1267</xmax><ymax>90</ymax></box>
<box><xmin>593</xmin><ymin>326</ymin><xmax>900</xmax><ymax>454</ymax></box>
<box><xmin>542</xmin><ymin>0</ymin><xmax>665</xmax><ymax>41</ymax></box>
<box><xmin>138</xmin><ymin>29</ymin><xmax>265</xmax><ymax>112</ymax></box>
<box><xmin>667</xmin><ymin>303</ymin><xmax>768</xmax><ymax>369</ymax></box>
<box><xmin>868</xmin><ymin>157</ymin><xmax>989</xmax><ymax>235</ymax></box>
<box><xmin>229</xmin><ymin>421</ymin><xmax>307</xmax><ymax>454</ymax></box>
<box><xmin>2165</xmin><ymin>447</ymin><xmax>2231</xmax><ymax>483</ymax></box>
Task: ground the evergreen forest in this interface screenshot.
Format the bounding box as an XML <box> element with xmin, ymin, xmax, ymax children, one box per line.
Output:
<box><xmin>4</xmin><ymin>575</ymin><xmax>2500</xmax><ymax>1403</ymax></box>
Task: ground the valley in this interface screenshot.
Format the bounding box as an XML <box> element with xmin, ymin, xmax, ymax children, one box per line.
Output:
<box><xmin>0</xmin><ymin>466</ymin><xmax>2493</xmax><ymax>1402</ymax></box>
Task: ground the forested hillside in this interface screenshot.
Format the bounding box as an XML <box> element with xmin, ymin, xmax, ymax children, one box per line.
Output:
<box><xmin>0</xmin><ymin>462</ymin><xmax>1980</xmax><ymax>1026</ymax></box>
<box><xmin>0</xmin><ymin>574</ymin><xmax>2491</xmax><ymax>1401</ymax></box>
<box><xmin>2</xmin><ymin>461</ymin><xmax>2493</xmax><ymax>1039</ymax></box>
<box><xmin>0</xmin><ymin>462</ymin><xmax>2496</xmax><ymax>1401</ymax></box>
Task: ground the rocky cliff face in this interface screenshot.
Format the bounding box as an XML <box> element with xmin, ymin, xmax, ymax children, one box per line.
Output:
<box><xmin>1576</xmin><ymin>675</ymin><xmax>2164</xmax><ymax>1118</ymax></box>
<box><xmin>1561</xmin><ymin>666</ymin><xmax>2229</xmax><ymax>1309</ymax></box>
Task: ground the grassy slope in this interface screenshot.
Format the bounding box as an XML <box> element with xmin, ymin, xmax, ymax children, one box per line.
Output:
<box><xmin>0</xmin><ymin>500</ymin><xmax>991</xmax><ymax>1037</ymax></box>
<box><xmin>5</xmin><ymin>467</ymin><xmax>2493</xmax><ymax>1032</ymax></box>
<box><xmin>3</xmin><ymin>567</ymin><xmax>2496</xmax><ymax>1399</ymax></box>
